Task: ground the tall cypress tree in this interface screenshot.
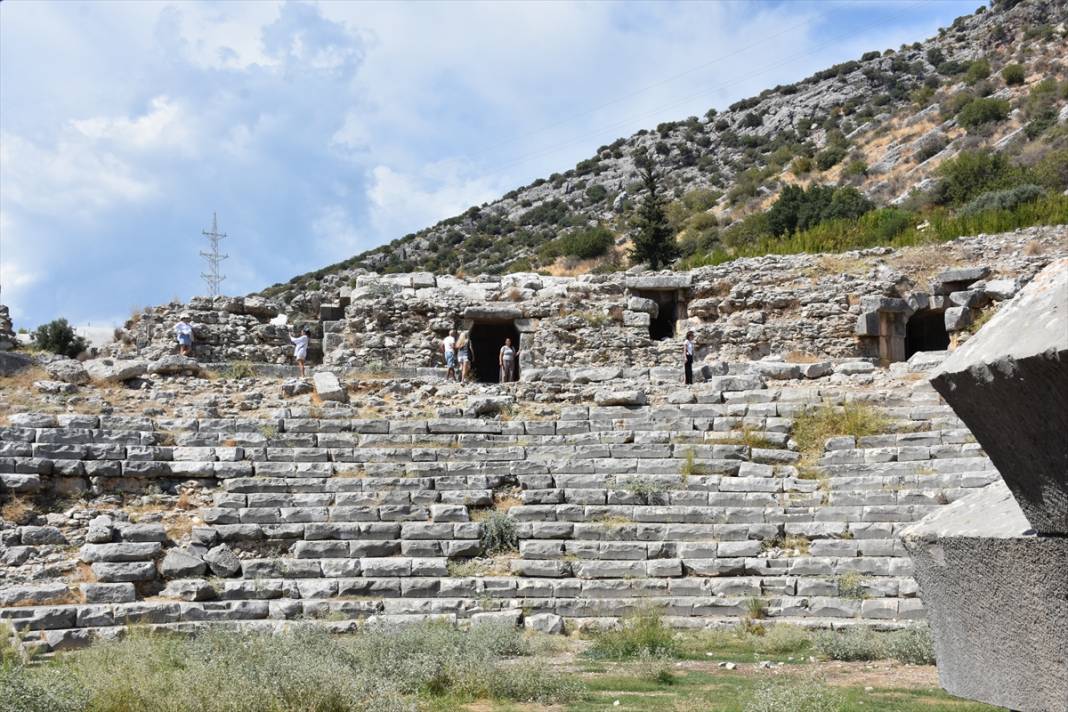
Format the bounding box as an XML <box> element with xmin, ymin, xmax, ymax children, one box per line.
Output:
<box><xmin>628</xmin><ymin>152</ymin><xmax>680</xmax><ymax>269</ymax></box>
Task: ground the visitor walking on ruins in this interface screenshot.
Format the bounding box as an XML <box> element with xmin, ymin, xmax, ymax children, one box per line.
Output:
<box><xmin>175</xmin><ymin>316</ymin><xmax>194</xmax><ymax>357</ymax></box>
<box><xmin>499</xmin><ymin>337</ymin><xmax>517</xmax><ymax>382</ymax></box>
<box><xmin>290</xmin><ymin>327</ymin><xmax>310</xmax><ymax>378</ymax></box>
<box><xmin>456</xmin><ymin>331</ymin><xmax>471</xmax><ymax>383</ymax></box>
<box><xmin>442</xmin><ymin>329</ymin><xmax>458</xmax><ymax>381</ymax></box>
<box><xmin>683</xmin><ymin>330</ymin><xmax>695</xmax><ymax>385</ymax></box>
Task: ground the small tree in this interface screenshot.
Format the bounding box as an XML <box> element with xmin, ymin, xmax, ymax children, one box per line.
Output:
<box><xmin>628</xmin><ymin>152</ymin><xmax>680</xmax><ymax>270</ymax></box>
<box><xmin>33</xmin><ymin>318</ymin><xmax>88</xmax><ymax>358</ymax></box>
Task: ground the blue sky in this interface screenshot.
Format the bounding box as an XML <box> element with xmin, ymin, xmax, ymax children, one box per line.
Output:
<box><xmin>0</xmin><ymin>0</ymin><xmax>978</xmax><ymax>336</ymax></box>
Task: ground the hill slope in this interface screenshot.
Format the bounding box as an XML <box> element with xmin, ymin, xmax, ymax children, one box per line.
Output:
<box><xmin>262</xmin><ymin>0</ymin><xmax>1067</xmax><ymax>303</ymax></box>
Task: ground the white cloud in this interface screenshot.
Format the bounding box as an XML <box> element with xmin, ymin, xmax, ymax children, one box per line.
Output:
<box><xmin>366</xmin><ymin>162</ymin><xmax>505</xmax><ymax>243</ymax></box>
<box><xmin>70</xmin><ymin>96</ymin><xmax>195</xmax><ymax>155</ymax></box>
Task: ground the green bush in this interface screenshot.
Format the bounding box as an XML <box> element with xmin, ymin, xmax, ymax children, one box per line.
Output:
<box><xmin>956</xmin><ymin>97</ymin><xmax>1010</xmax><ymax>130</ymax></box>
<box><xmin>744</xmin><ymin>675</ymin><xmax>842</xmax><ymax>712</ymax></box>
<box><xmin>766</xmin><ymin>185</ymin><xmax>873</xmax><ymax>237</ymax></box>
<box><xmin>33</xmin><ymin>318</ymin><xmax>88</xmax><ymax>358</ymax></box>
<box><xmin>813</xmin><ymin>626</ymin><xmax>935</xmax><ymax>665</ymax></box>
<box><xmin>1001</xmin><ymin>63</ymin><xmax>1025</xmax><ymax>85</ymax></box>
<box><xmin>479</xmin><ymin>511</ymin><xmax>518</xmax><ymax>554</ymax></box>
<box><xmin>586</xmin><ymin>610</ymin><xmax>680</xmax><ymax>661</ymax></box>
<box><xmin>559</xmin><ymin>226</ymin><xmax>615</xmax><ymax>260</ymax></box>
<box><xmin>933</xmin><ymin>150</ymin><xmax>1014</xmax><ymax>205</ymax></box>
<box><xmin>964</xmin><ymin>58</ymin><xmax>990</xmax><ymax>84</ymax></box>
<box><xmin>585</xmin><ymin>184</ymin><xmax>608</xmax><ymax>203</ymax></box>
<box><xmin>815</xmin><ymin>145</ymin><xmax>847</xmax><ymax>171</ymax></box>
<box><xmin>960</xmin><ymin>184</ymin><xmax>1044</xmax><ymax>216</ymax></box>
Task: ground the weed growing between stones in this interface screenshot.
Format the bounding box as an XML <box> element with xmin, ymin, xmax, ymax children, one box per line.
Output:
<box><xmin>792</xmin><ymin>402</ymin><xmax>890</xmax><ymax>467</ymax></box>
<box><xmin>479</xmin><ymin>511</ymin><xmax>519</xmax><ymax>554</ymax></box>
<box><xmin>221</xmin><ymin>360</ymin><xmax>257</xmax><ymax>379</ymax></box>
<box><xmin>0</xmin><ymin>623</ymin><xmax>581</xmax><ymax>712</ymax></box>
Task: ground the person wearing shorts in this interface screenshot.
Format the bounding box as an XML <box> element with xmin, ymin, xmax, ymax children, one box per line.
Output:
<box><xmin>175</xmin><ymin>316</ymin><xmax>194</xmax><ymax>357</ymax></box>
<box><xmin>456</xmin><ymin>331</ymin><xmax>471</xmax><ymax>383</ymax></box>
<box><xmin>442</xmin><ymin>330</ymin><xmax>457</xmax><ymax>381</ymax></box>
<box><xmin>290</xmin><ymin>327</ymin><xmax>310</xmax><ymax>377</ymax></box>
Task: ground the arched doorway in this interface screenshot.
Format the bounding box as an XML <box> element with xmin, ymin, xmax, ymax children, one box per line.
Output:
<box><xmin>468</xmin><ymin>321</ymin><xmax>521</xmax><ymax>383</ymax></box>
<box><xmin>905</xmin><ymin>309</ymin><xmax>949</xmax><ymax>359</ymax></box>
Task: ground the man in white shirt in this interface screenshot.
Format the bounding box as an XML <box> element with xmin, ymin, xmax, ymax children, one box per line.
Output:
<box><xmin>442</xmin><ymin>330</ymin><xmax>457</xmax><ymax>381</ymax></box>
<box><xmin>683</xmin><ymin>330</ymin><xmax>695</xmax><ymax>385</ymax></box>
<box><xmin>175</xmin><ymin>316</ymin><xmax>194</xmax><ymax>357</ymax></box>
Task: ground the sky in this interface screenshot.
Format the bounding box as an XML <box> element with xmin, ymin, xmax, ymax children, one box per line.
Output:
<box><xmin>0</xmin><ymin>0</ymin><xmax>979</xmax><ymax>337</ymax></box>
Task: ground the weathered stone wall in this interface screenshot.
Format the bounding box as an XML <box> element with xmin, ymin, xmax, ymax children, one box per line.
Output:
<box><xmin>111</xmin><ymin>227</ymin><xmax>1068</xmax><ymax>373</ymax></box>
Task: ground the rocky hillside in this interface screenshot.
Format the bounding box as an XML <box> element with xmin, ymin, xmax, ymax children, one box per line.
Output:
<box><xmin>262</xmin><ymin>0</ymin><xmax>1067</xmax><ymax>304</ymax></box>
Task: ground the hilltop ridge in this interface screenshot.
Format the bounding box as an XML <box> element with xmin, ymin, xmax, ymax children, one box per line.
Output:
<box><xmin>262</xmin><ymin>0</ymin><xmax>1066</xmax><ymax>304</ymax></box>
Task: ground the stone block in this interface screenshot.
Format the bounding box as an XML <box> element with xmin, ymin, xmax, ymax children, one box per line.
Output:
<box><xmin>902</xmin><ymin>481</ymin><xmax>1068</xmax><ymax>712</ymax></box>
<box><xmin>943</xmin><ymin>306</ymin><xmax>972</xmax><ymax>331</ymax></box>
<box><xmin>91</xmin><ymin>561</ymin><xmax>157</xmax><ymax>582</ymax></box>
<box><xmin>312</xmin><ymin>372</ymin><xmax>347</xmax><ymax>403</ymax></box>
<box><xmin>159</xmin><ymin>550</ymin><xmax>207</xmax><ymax>578</ymax></box>
<box><xmin>931</xmin><ymin>259</ymin><xmax>1067</xmax><ymax>534</ymax></box>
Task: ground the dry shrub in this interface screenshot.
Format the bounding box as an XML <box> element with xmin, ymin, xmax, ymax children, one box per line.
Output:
<box><xmin>1</xmin><ymin>496</ymin><xmax>36</xmax><ymax>525</ymax></box>
<box><xmin>1023</xmin><ymin>239</ymin><xmax>1045</xmax><ymax>255</ymax></box>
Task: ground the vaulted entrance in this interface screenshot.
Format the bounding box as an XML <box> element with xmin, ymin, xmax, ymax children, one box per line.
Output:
<box><xmin>905</xmin><ymin>309</ymin><xmax>949</xmax><ymax>359</ymax></box>
<box><xmin>635</xmin><ymin>289</ymin><xmax>683</xmax><ymax>341</ymax></box>
<box><xmin>468</xmin><ymin>321</ymin><xmax>520</xmax><ymax>383</ymax></box>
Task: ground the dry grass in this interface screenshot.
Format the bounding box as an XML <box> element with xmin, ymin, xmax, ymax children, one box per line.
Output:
<box><xmin>334</xmin><ymin>469</ymin><xmax>367</xmax><ymax>478</ymax></box>
<box><xmin>1023</xmin><ymin>239</ymin><xmax>1046</xmax><ymax>256</ymax></box>
<box><xmin>446</xmin><ymin>553</ymin><xmax>515</xmax><ymax>577</ymax></box>
<box><xmin>783</xmin><ymin>351</ymin><xmax>825</xmax><ymax>364</ymax></box>
<box><xmin>1</xmin><ymin>495</ymin><xmax>36</xmax><ymax>525</ymax></box>
<box><xmin>792</xmin><ymin>402</ymin><xmax>890</xmax><ymax>469</ymax></box>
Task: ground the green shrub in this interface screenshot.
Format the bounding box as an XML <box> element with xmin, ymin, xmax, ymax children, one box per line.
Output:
<box><xmin>766</xmin><ymin>185</ymin><xmax>873</xmax><ymax>237</ymax></box>
<box><xmin>842</xmin><ymin>159</ymin><xmax>868</xmax><ymax>178</ymax></box>
<box><xmin>585</xmin><ymin>184</ymin><xmax>608</xmax><ymax>203</ymax></box>
<box><xmin>1031</xmin><ymin>149</ymin><xmax>1068</xmax><ymax>191</ymax></box>
<box><xmin>956</xmin><ymin>97</ymin><xmax>1010</xmax><ymax>130</ymax></box>
<box><xmin>479</xmin><ymin>511</ymin><xmax>518</xmax><ymax>554</ymax></box>
<box><xmin>883</xmin><ymin>626</ymin><xmax>936</xmax><ymax>665</ymax></box>
<box><xmin>222</xmin><ymin>360</ymin><xmax>257</xmax><ymax>379</ymax></box>
<box><xmin>744</xmin><ymin>675</ymin><xmax>842</xmax><ymax>712</ymax></box>
<box><xmin>33</xmin><ymin>318</ymin><xmax>88</xmax><ymax>358</ymax></box>
<box><xmin>813</xmin><ymin>626</ymin><xmax>935</xmax><ymax>665</ymax></box>
<box><xmin>933</xmin><ymin>150</ymin><xmax>1014</xmax><ymax>205</ymax></box>
<box><xmin>586</xmin><ymin>609</ymin><xmax>680</xmax><ymax>660</ymax></box>
<box><xmin>964</xmin><ymin>58</ymin><xmax>990</xmax><ymax>84</ymax></box>
<box><xmin>558</xmin><ymin>226</ymin><xmax>615</xmax><ymax>260</ymax></box>
<box><xmin>1001</xmin><ymin>63</ymin><xmax>1025</xmax><ymax>85</ymax></box>
<box><xmin>815</xmin><ymin>145</ymin><xmax>847</xmax><ymax>171</ymax></box>
<box><xmin>791</xmin><ymin>155</ymin><xmax>814</xmax><ymax>175</ymax></box>
<box><xmin>961</xmin><ymin>184</ymin><xmax>1044</xmax><ymax>216</ymax></box>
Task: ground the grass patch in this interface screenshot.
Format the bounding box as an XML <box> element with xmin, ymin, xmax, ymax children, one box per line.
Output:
<box><xmin>792</xmin><ymin>402</ymin><xmax>889</xmax><ymax>468</ymax></box>
<box><xmin>0</xmin><ymin>623</ymin><xmax>580</xmax><ymax>712</ymax></box>
<box><xmin>221</xmin><ymin>360</ymin><xmax>257</xmax><ymax>380</ymax></box>
<box><xmin>479</xmin><ymin>511</ymin><xmax>519</xmax><ymax>555</ymax></box>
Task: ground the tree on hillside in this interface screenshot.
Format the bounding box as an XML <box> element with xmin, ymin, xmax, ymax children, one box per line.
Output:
<box><xmin>628</xmin><ymin>152</ymin><xmax>679</xmax><ymax>269</ymax></box>
<box><xmin>34</xmin><ymin>318</ymin><xmax>88</xmax><ymax>358</ymax></box>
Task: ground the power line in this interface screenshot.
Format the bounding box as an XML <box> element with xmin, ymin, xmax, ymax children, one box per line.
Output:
<box><xmin>200</xmin><ymin>212</ymin><xmax>228</xmax><ymax>297</ymax></box>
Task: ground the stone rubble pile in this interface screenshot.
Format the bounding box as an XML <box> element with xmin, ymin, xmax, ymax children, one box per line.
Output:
<box><xmin>0</xmin><ymin>305</ymin><xmax>15</xmax><ymax>352</ymax></box>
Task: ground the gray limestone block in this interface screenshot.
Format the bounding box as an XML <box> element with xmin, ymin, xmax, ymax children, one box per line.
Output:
<box><xmin>159</xmin><ymin>550</ymin><xmax>207</xmax><ymax>578</ymax></box>
<box><xmin>524</xmin><ymin>612</ymin><xmax>564</xmax><ymax>634</ymax></box>
<box><xmin>930</xmin><ymin>258</ymin><xmax>1067</xmax><ymax>534</ymax></box>
<box><xmin>943</xmin><ymin>306</ymin><xmax>972</xmax><ymax>331</ymax></box>
<box><xmin>20</xmin><ymin>526</ymin><xmax>67</xmax><ymax>545</ymax></box>
<box><xmin>203</xmin><ymin>545</ymin><xmax>242</xmax><ymax>577</ymax></box>
<box><xmin>80</xmin><ymin>542</ymin><xmax>162</xmax><ymax>563</ymax></box>
<box><xmin>312</xmin><ymin>372</ymin><xmax>348</xmax><ymax>403</ymax></box>
<box><xmin>902</xmin><ymin>482</ymin><xmax>1068</xmax><ymax>712</ymax></box>
<box><xmin>81</xmin><ymin>580</ymin><xmax>137</xmax><ymax>606</ymax></box>
<box><xmin>119</xmin><ymin>523</ymin><xmax>168</xmax><ymax>542</ymax></box>
<box><xmin>91</xmin><ymin>561</ymin><xmax>157</xmax><ymax>583</ymax></box>
<box><xmin>161</xmin><ymin>579</ymin><xmax>216</xmax><ymax>602</ymax></box>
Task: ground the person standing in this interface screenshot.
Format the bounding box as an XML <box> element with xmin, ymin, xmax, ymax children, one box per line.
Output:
<box><xmin>499</xmin><ymin>337</ymin><xmax>516</xmax><ymax>383</ymax></box>
<box><xmin>683</xmin><ymin>330</ymin><xmax>695</xmax><ymax>385</ymax></box>
<box><xmin>456</xmin><ymin>331</ymin><xmax>471</xmax><ymax>383</ymax></box>
<box><xmin>442</xmin><ymin>329</ymin><xmax>458</xmax><ymax>381</ymax></box>
<box><xmin>175</xmin><ymin>316</ymin><xmax>194</xmax><ymax>357</ymax></box>
<box><xmin>290</xmin><ymin>327</ymin><xmax>310</xmax><ymax>378</ymax></box>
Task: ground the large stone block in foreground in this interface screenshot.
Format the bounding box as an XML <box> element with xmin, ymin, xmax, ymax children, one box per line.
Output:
<box><xmin>929</xmin><ymin>258</ymin><xmax>1068</xmax><ymax>534</ymax></box>
<box><xmin>901</xmin><ymin>481</ymin><xmax>1068</xmax><ymax>712</ymax></box>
